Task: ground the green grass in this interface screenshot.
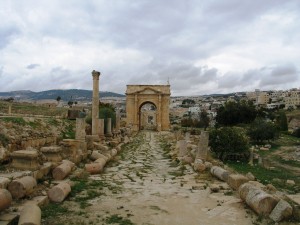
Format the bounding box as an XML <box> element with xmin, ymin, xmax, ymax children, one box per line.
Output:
<box><xmin>0</xmin><ymin>117</ymin><xmax>26</xmax><ymax>125</ymax></box>
<box><xmin>70</xmin><ymin>178</ymin><xmax>123</xmax><ymax>208</ymax></box>
<box><xmin>105</xmin><ymin>214</ymin><xmax>135</xmax><ymax>225</ymax></box>
<box><xmin>0</xmin><ymin>101</ymin><xmax>68</xmax><ymax>116</ymax></box>
<box><xmin>227</xmin><ymin>161</ymin><xmax>300</xmax><ymax>192</ymax></box>
<box><xmin>62</xmin><ymin>120</ymin><xmax>75</xmax><ymax>139</ymax></box>
<box><xmin>42</xmin><ymin>203</ymin><xmax>70</xmax><ymax>219</ymax></box>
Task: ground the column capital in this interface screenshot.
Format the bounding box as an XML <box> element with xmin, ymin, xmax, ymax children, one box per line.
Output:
<box><xmin>92</xmin><ymin>70</ymin><xmax>101</xmax><ymax>79</ymax></box>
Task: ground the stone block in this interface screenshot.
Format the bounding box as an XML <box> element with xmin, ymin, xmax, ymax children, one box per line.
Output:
<box><xmin>18</xmin><ymin>204</ymin><xmax>41</xmax><ymax>225</ymax></box>
<box><xmin>210</xmin><ymin>166</ymin><xmax>229</xmax><ymax>181</ymax></box>
<box><xmin>0</xmin><ymin>213</ymin><xmax>19</xmax><ymax>225</ymax></box>
<box><xmin>10</xmin><ymin>150</ymin><xmax>40</xmax><ymax>171</ymax></box>
<box><xmin>269</xmin><ymin>199</ymin><xmax>293</xmax><ymax>222</ymax></box>
<box><xmin>8</xmin><ymin>176</ymin><xmax>37</xmax><ymax>199</ymax></box>
<box><xmin>193</xmin><ymin>159</ymin><xmax>206</xmax><ymax>172</ymax></box>
<box><xmin>33</xmin><ymin>162</ymin><xmax>52</xmax><ymax>180</ymax></box>
<box><xmin>0</xmin><ymin>189</ymin><xmax>12</xmax><ymax>212</ymax></box>
<box><xmin>60</xmin><ymin>139</ymin><xmax>87</xmax><ymax>164</ymax></box>
<box><xmin>48</xmin><ymin>182</ymin><xmax>71</xmax><ymax>203</ymax></box>
<box><xmin>30</xmin><ymin>196</ymin><xmax>49</xmax><ymax>207</ymax></box>
<box><xmin>94</xmin><ymin>143</ymin><xmax>109</xmax><ymax>151</ymax></box>
<box><xmin>227</xmin><ymin>174</ymin><xmax>249</xmax><ymax>190</ymax></box>
<box><xmin>239</xmin><ymin>183</ymin><xmax>278</xmax><ymax>216</ymax></box>
<box><xmin>52</xmin><ymin>161</ymin><xmax>73</xmax><ymax>180</ymax></box>
<box><xmin>40</xmin><ymin>146</ymin><xmax>62</xmax><ymax>162</ymax></box>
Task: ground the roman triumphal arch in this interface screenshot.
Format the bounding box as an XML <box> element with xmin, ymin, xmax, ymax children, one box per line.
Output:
<box><xmin>126</xmin><ymin>85</ymin><xmax>170</xmax><ymax>131</ymax></box>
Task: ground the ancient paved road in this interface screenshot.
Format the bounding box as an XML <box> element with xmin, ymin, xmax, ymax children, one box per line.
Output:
<box><xmin>86</xmin><ymin>131</ymin><xmax>255</xmax><ymax>225</ymax></box>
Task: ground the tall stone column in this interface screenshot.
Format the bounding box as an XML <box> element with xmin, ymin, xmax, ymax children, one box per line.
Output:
<box><xmin>157</xmin><ymin>94</ymin><xmax>162</xmax><ymax>131</ymax></box>
<box><xmin>106</xmin><ymin>118</ymin><xmax>113</xmax><ymax>138</ymax></box>
<box><xmin>134</xmin><ymin>94</ymin><xmax>138</xmax><ymax>131</ymax></box>
<box><xmin>98</xmin><ymin>119</ymin><xmax>105</xmax><ymax>140</ymax></box>
<box><xmin>75</xmin><ymin>118</ymin><xmax>86</xmax><ymax>140</ymax></box>
<box><xmin>8</xmin><ymin>103</ymin><xmax>12</xmax><ymax>115</ymax></box>
<box><xmin>115</xmin><ymin>109</ymin><xmax>120</xmax><ymax>131</ymax></box>
<box><xmin>196</xmin><ymin>131</ymin><xmax>209</xmax><ymax>160</ymax></box>
<box><xmin>92</xmin><ymin>70</ymin><xmax>101</xmax><ymax>136</ymax></box>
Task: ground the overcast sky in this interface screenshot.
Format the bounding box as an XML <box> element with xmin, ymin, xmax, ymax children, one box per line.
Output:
<box><xmin>0</xmin><ymin>0</ymin><xmax>299</xmax><ymax>96</ymax></box>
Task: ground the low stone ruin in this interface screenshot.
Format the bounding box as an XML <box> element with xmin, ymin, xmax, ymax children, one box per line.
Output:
<box><xmin>0</xmin><ymin>113</ymin><xmax>134</xmax><ymax>224</ymax></box>
<box><xmin>167</xmin><ymin>130</ymin><xmax>299</xmax><ymax>223</ymax></box>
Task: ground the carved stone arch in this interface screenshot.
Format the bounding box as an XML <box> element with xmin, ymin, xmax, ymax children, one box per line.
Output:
<box><xmin>126</xmin><ymin>85</ymin><xmax>170</xmax><ymax>131</ymax></box>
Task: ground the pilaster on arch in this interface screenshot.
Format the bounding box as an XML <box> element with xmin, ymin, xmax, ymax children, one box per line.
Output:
<box><xmin>126</xmin><ymin>85</ymin><xmax>170</xmax><ymax>131</ymax></box>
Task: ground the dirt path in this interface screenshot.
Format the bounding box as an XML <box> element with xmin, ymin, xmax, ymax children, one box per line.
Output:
<box><xmin>44</xmin><ymin>131</ymin><xmax>256</xmax><ymax>225</ymax></box>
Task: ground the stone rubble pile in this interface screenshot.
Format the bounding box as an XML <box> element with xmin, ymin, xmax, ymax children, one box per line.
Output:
<box><xmin>0</xmin><ymin>117</ymin><xmax>134</xmax><ymax>224</ymax></box>
<box><xmin>169</xmin><ymin>130</ymin><xmax>299</xmax><ymax>223</ymax></box>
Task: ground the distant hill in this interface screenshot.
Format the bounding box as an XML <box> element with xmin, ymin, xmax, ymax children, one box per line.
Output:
<box><xmin>0</xmin><ymin>89</ymin><xmax>125</xmax><ymax>101</ymax></box>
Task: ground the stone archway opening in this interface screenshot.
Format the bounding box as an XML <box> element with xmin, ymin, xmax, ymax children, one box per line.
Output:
<box><xmin>139</xmin><ymin>102</ymin><xmax>157</xmax><ymax>131</ymax></box>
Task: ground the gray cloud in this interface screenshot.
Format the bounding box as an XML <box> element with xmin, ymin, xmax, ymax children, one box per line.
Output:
<box><xmin>0</xmin><ymin>0</ymin><xmax>300</xmax><ymax>95</ymax></box>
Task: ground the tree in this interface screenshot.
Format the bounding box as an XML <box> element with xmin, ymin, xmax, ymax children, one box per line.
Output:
<box><xmin>216</xmin><ymin>100</ymin><xmax>257</xmax><ymax>126</ymax></box>
<box><xmin>209</xmin><ymin>127</ymin><xmax>249</xmax><ymax>161</ymax></box>
<box><xmin>56</xmin><ymin>96</ymin><xmax>61</xmax><ymax>102</ymax></box>
<box><xmin>182</xmin><ymin>99</ymin><xmax>195</xmax><ymax>105</ymax></box>
<box><xmin>4</xmin><ymin>97</ymin><xmax>14</xmax><ymax>102</ymax></box>
<box><xmin>247</xmin><ymin>118</ymin><xmax>279</xmax><ymax>143</ymax></box>
<box><xmin>67</xmin><ymin>101</ymin><xmax>73</xmax><ymax>108</ymax></box>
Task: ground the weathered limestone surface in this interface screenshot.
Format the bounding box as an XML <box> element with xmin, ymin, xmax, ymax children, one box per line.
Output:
<box><xmin>10</xmin><ymin>150</ymin><xmax>40</xmax><ymax>170</ymax></box>
<box><xmin>105</xmin><ymin>118</ymin><xmax>113</xmax><ymax>138</ymax></box>
<box><xmin>32</xmin><ymin>162</ymin><xmax>52</xmax><ymax>180</ymax></box>
<box><xmin>196</xmin><ymin>131</ymin><xmax>209</xmax><ymax>160</ymax></box>
<box><xmin>210</xmin><ymin>166</ymin><xmax>230</xmax><ymax>182</ymax></box>
<box><xmin>85</xmin><ymin>135</ymin><xmax>100</xmax><ymax>150</ymax></box>
<box><xmin>178</xmin><ymin>140</ymin><xmax>187</xmax><ymax>157</ymax></box>
<box><xmin>48</xmin><ymin>182</ymin><xmax>71</xmax><ymax>203</ymax></box>
<box><xmin>0</xmin><ymin>189</ymin><xmax>12</xmax><ymax>212</ymax></box>
<box><xmin>269</xmin><ymin>199</ymin><xmax>293</xmax><ymax>222</ymax></box>
<box><xmin>85</xmin><ymin>162</ymin><xmax>105</xmax><ymax>174</ymax></box>
<box><xmin>8</xmin><ymin>176</ymin><xmax>37</xmax><ymax>199</ymax></box>
<box><xmin>60</xmin><ymin>139</ymin><xmax>87</xmax><ymax>163</ymax></box>
<box><xmin>18</xmin><ymin>204</ymin><xmax>41</xmax><ymax>225</ymax></box>
<box><xmin>98</xmin><ymin>118</ymin><xmax>105</xmax><ymax>139</ymax></box>
<box><xmin>193</xmin><ymin>159</ymin><xmax>206</xmax><ymax>172</ymax></box>
<box><xmin>126</xmin><ymin>85</ymin><xmax>170</xmax><ymax>131</ymax></box>
<box><xmin>227</xmin><ymin>174</ymin><xmax>249</xmax><ymax>190</ymax></box>
<box><xmin>75</xmin><ymin>118</ymin><xmax>86</xmax><ymax>140</ymax></box>
<box><xmin>40</xmin><ymin>146</ymin><xmax>62</xmax><ymax>162</ymax></box>
<box><xmin>52</xmin><ymin>160</ymin><xmax>74</xmax><ymax>180</ymax></box>
<box><xmin>239</xmin><ymin>183</ymin><xmax>278</xmax><ymax>215</ymax></box>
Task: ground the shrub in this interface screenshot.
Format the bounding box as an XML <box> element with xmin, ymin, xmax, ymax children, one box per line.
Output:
<box><xmin>209</xmin><ymin>127</ymin><xmax>249</xmax><ymax>161</ymax></box>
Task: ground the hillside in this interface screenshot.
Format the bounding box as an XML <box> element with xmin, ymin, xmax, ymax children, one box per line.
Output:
<box><xmin>0</xmin><ymin>89</ymin><xmax>125</xmax><ymax>101</ymax></box>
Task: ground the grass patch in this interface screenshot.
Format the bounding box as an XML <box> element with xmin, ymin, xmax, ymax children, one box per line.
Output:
<box><xmin>227</xmin><ymin>161</ymin><xmax>300</xmax><ymax>192</ymax></box>
<box><xmin>62</xmin><ymin>120</ymin><xmax>75</xmax><ymax>139</ymax></box>
<box><xmin>70</xmin><ymin>178</ymin><xmax>123</xmax><ymax>208</ymax></box>
<box><xmin>105</xmin><ymin>214</ymin><xmax>135</xmax><ymax>225</ymax></box>
<box><xmin>42</xmin><ymin>203</ymin><xmax>70</xmax><ymax>219</ymax></box>
<box><xmin>0</xmin><ymin>117</ymin><xmax>26</xmax><ymax>125</ymax></box>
